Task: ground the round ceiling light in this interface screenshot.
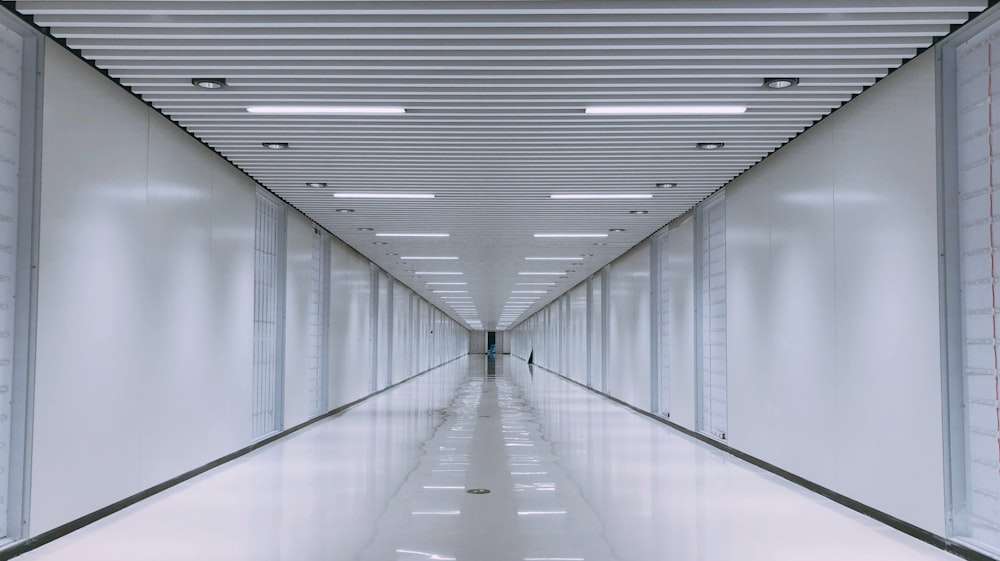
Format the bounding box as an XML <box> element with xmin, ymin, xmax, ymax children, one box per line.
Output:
<box><xmin>306</xmin><ymin>182</ymin><xmax>327</xmax><ymax>188</ymax></box>
<box><xmin>696</xmin><ymin>142</ymin><xmax>725</xmax><ymax>150</ymax></box>
<box><xmin>629</xmin><ymin>210</ymin><xmax>648</xmax><ymax>215</ymax></box>
<box><xmin>191</xmin><ymin>77</ymin><xmax>227</xmax><ymax>89</ymax></box>
<box><xmin>262</xmin><ymin>142</ymin><xmax>289</xmax><ymax>150</ymax></box>
<box><xmin>358</xmin><ymin>227</ymin><xmax>373</xmax><ymax>231</ymax></box>
<box><xmin>655</xmin><ymin>182</ymin><xmax>677</xmax><ymax>189</ymax></box>
<box><xmin>609</xmin><ymin>228</ymin><xmax>625</xmax><ymax>232</ymax></box>
<box><xmin>763</xmin><ymin>77</ymin><xmax>799</xmax><ymax>89</ymax></box>
<box><xmin>334</xmin><ymin>208</ymin><xmax>354</xmax><ymax>213</ymax></box>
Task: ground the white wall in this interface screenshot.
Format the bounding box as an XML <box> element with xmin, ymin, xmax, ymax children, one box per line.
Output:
<box><xmin>726</xmin><ymin>51</ymin><xmax>944</xmax><ymax>534</ymax></box>
<box><xmin>328</xmin><ymin>238</ymin><xmax>373</xmax><ymax>410</ymax></box>
<box><xmin>283</xmin><ymin>210</ymin><xmax>315</xmax><ymax>429</ymax></box>
<box><xmin>607</xmin><ymin>243</ymin><xmax>652</xmax><ymax>410</ymax></box>
<box><xmin>30</xmin><ymin>41</ymin><xmax>468</xmax><ymax>537</ymax></box>
<box><xmin>31</xmin><ymin>43</ymin><xmax>256</xmax><ymax>534</ymax></box>
<box><xmin>512</xmin><ymin>50</ymin><xmax>946</xmax><ymax>534</ymax></box>
<box><xmin>567</xmin><ymin>284</ymin><xmax>588</xmax><ymax>384</ymax></box>
<box><xmin>668</xmin><ymin>215</ymin><xmax>697</xmax><ymax>430</ymax></box>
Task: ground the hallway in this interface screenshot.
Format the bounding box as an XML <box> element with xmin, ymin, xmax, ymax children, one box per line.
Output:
<box><xmin>16</xmin><ymin>357</ymin><xmax>961</xmax><ymax>561</ymax></box>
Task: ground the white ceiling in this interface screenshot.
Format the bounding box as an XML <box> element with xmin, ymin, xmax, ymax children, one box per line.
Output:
<box><xmin>14</xmin><ymin>0</ymin><xmax>985</xmax><ymax>330</ymax></box>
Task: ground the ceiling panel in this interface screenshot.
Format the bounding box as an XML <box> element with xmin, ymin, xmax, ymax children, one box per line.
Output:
<box><xmin>13</xmin><ymin>0</ymin><xmax>986</xmax><ymax>330</ymax></box>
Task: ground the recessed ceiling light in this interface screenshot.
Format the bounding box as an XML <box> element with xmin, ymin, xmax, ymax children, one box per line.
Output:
<box><xmin>401</xmin><ymin>256</ymin><xmax>459</xmax><ymax>260</ymax></box>
<box><xmin>593</xmin><ymin>243</ymin><xmax>608</xmax><ymax>246</ymax></box>
<box><xmin>334</xmin><ymin>193</ymin><xmax>434</xmax><ymax>199</ymax></box>
<box><xmin>763</xmin><ymin>77</ymin><xmax>800</xmax><ymax>89</ymax></box>
<box><xmin>655</xmin><ymin>182</ymin><xmax>677</xmax><ymax>189</ymax></box>
<box><xmin>334</xmin><ymin>208</ymin><xmax>354</xmax><ymax>213</ymax></box>
<box><xmin>550</xmin><ymin>194</ymin><xmax>653</xmax><ymax>200</ymax></box>
<box><xmin>585</xmin><ymin>105</ymin><xmax>746</xmax><ymax>115</ymax></box>
<box><xmin>305</xmin><ymin>182</ymin><xmax>327</xmax><ymax>188</ymax></box>
<box><xmin>262</xmin><ymin>142</ymin><xmax>289</xmax><ymax>150</ymax></box>
<box><xmin>609</xmin><ymin>228</ymin><xmax>626</xmax><ymax>233</ymax></box>
<box><xmin>191</xmin><ymin>77</ymin><xmax>227</xmax><ymax>89</ymax></box>
<box><xmin>385</xmin><ymin>253</ymin><xmax>398</xmax><ymax>256</ymax></box>
<box><xmin>696</xmin><ymin>142</ymin><xmax>725</xmax><ymax>150</ymax></box>
<box><xmin>629</xmin><ymin>210</ymin><xmax>649</xmax><ymax>215</ymax></box>
<box><xmin>518</xmin><ymin>272</ymin><xmax>565</xmax><ymax>276</ymax></box>
<box><xmin>534</xmin><ymin>233</ymin><xmax>608</xmax><ymax>238</ymax></box>
<box><xmin>358</xmin><ymin>227</ymin><xmax>373</xmax><ymax>231</ymax></box>
<box><xmin>572</xmin><ymin>262</ymin><xmax>584</xmax><ymax>266</ymax></box>
<box><xmin>246</xmin><ymin>105</ymin><xmax>406</xmax><ymax>115</ymax></box>
<box><xmin>377</xmin><ymin>233</ymin><xmax>449</xmax><ymax>237</ymax></box>
<box><xmin>415</xmin><ymin>271</ymin><xmax>463</xmax><ymax>275</ymax></box>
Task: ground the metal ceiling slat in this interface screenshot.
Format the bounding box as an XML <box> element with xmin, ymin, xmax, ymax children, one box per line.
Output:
<box><xmin>12</xmin><ymin>0</ymin><xmax>984</xmax><ymax>328</ymax></box>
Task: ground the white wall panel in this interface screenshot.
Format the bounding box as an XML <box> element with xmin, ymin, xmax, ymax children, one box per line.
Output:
<box><xmin>724</xmin><ymin>51</ymin><xmax>944</xmax><ymax>533</ymax></box>
<box><xmin>607</xmin><ymin>243</ymin><xmax>652</xmax><ymax>410</ymax></box>
<box><xmin>830</xmin><ymin>52</ymin><xmax>944</xmax><ymax>534</ymax></box>
<box><xmin>282</xmin><ymin>211</ymin><xmax>315</xmax><ymax>428</ymax></box>
<box><xmin>327</xmin><ymin>238</ymin><xmax>372</xmax><ymax>410</ymax></box>
<box><xmin>375</xmin><ymin>269</ymin><xmax>390</xmax><ymax>389</ymax></box>
<box><xmin>32</xmin><ymin>44</ymin><xmax>256</xmax><ymax>534</ymax></box>
<box><xmin>590</xmin><ymin>273</ymin><xmax>604</xmax><ymax>390</ymax></box>
<box><xmin>667</xmin><ymin>216</ymin><xmax>697</xmax><ymax>430</ymax></box>
<box><xmin>391</xmin><ymin>281</ymin><xmax>410</xmax><ymax>382</ymax></box>
<box><xmin>568</xmin><ymin>284</ymin><xmax>588</xmax><ymax>384</ymax></box>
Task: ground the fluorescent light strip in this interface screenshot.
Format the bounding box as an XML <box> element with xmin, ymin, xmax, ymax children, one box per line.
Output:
<box><xmin>247</xmin><ymin>105</ymin><xmax>405</xmax><ymax>115</ymax></box>
<box><xmin>335</xmin><ymin>193</ymin><xmax>434</xmax><ymax>199</ymax></box>
<box><xmin>533</xmin><ymin>234</ymin><xmax>607</xmax><ymax>238</ymax></box>
<box><xmin>377</xmin><ymin>233</ymin><xmax>449</xmax><ymax>237</ymax></box>
<box><xmin>518</xmin><ymin>272</ymin><xmax>565</xmax><ymax>276</ymax></box>
<box><xmin>401</xmin><ymin>256</ymin><xmax>458</xmax><ymax>260</ymax></box>
<box><xmin>550</xmin><ymin>194</ymin><xmax>652</xmax><ymax>200</ymax></box>
<box><xmin>584</xmin><ymin>105</ymin><xmax>746</xmax><ymax>115</ymax></box>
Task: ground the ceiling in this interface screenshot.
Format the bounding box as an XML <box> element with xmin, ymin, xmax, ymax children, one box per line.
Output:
<box><xmin>13</xmin><ymin>1</ymin><xmax>986</xmax><ymax>331</ymax></box>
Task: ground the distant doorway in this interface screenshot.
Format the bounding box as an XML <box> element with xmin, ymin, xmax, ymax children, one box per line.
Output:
<box><xmin>487</xmin><ymin>331</ymin><xmax>496</xmax><ymax>348</ymax></box>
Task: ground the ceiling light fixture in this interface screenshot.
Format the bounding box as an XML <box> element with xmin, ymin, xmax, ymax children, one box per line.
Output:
<box><xmin>534</xmin><ymin>233</ymin><xmax>608</xmax><ymax>238</ymax></box>
<box><xmin>358</xmin><ymin>227</ymin><xmax>373</xmax><ymax>231</ymax></box>
<box><xmin>262</xmin><ymin>142</ymin><xmax>289</xmax><ymax>150</ymax></box>
<box><xmin>609</xmin><ymin>228</ymin><xmax>626</xmax><ymax>232</ymax></box>
<box><xmin>655</xmin><ymin>182</ymin><xmax>677</xmax><ymax>189</ymax></box>
<box><xmin>696</xmin><ymin>142</ymin><xmax>725</xmax><ymax>150</ymax></box>
<box><xmin>306</xmin><ymin>182</ymin><xmax>328</xmax><ymax>188</ymax></box>
<box><xmin>191</xmin><ymin>77</ymin><xmax>227</xmax><ymax>89</ymax></box>
<box><xmin>550</xmin><ymin>194</ymin><xmax>653</xmax><ymax>200</ymax></box>
<box><xmin>585</xmin><ymin>105</ymin><xmax>746</xmax><ymax>115</ymax></box>
<box><xmin>334</xmin><ymin>208</ymin><xmax>354</xmax><ymax>213</ymax></box>
<box><xmin>629</xmin><ymin>210</ymin><xmax>649</xmax><ymax>215</ymax></box>
<box><xmin>763</xmin><ymin>77</ymin><xmax>800</xmax><ymax>89</ymax></box>
<box><xmin>334</xmin><ymin>193</ymin><xmax>434</xmax><ymax>199</ymax></box>
<box><xmin>247</xmin><ymin>105</ymin><xmax>406</xmax><ymax>115</ymax></box>
<box><xmin>376</xmin><ymin>233</ymin><xmax>449</xmax><ymax>237</ymax></box>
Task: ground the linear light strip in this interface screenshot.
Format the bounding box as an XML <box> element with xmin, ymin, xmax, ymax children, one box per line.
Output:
<box><xmin>550</xmin><ymin>194</ymin><xmax>652</xmax><ymax>200</ymax></box>
<box><xmin>247</xmin><ymin>105</ymin><xmax>406</xmax><ymax>115</ymax></box>
<box><xmin>585</xmin><ymin>105</ymin><xmax>746</xmax><ymax>115</ymax></box>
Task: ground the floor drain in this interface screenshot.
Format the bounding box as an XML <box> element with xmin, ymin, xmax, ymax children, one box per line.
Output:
<box><xmin>466</xmin><ymin>488</ymin><xmax>491</xmax><ymax>495</ymax></box>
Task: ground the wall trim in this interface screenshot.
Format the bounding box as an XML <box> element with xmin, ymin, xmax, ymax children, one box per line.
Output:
<box><xmin>522</xmin><ymin>357</ymin><xmax>996</xmax><ymax>561</ymax></box>
<box><xmin>0</xmin><ymin>353</ymin><xmax>468</xmax><ymax>561</ymax></box>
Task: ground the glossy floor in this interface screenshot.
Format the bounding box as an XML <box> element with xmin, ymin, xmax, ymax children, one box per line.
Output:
<box><xmin>18</xmin><ymin>356</ymin><xmax>961</xmax><ymax>561</ymax></box>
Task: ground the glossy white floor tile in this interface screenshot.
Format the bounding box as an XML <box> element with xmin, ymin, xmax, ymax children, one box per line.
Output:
<box><xmin>15</xmin><ymin>356</ymin><xmax>963</xmax><ymax>561</ymax></box>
